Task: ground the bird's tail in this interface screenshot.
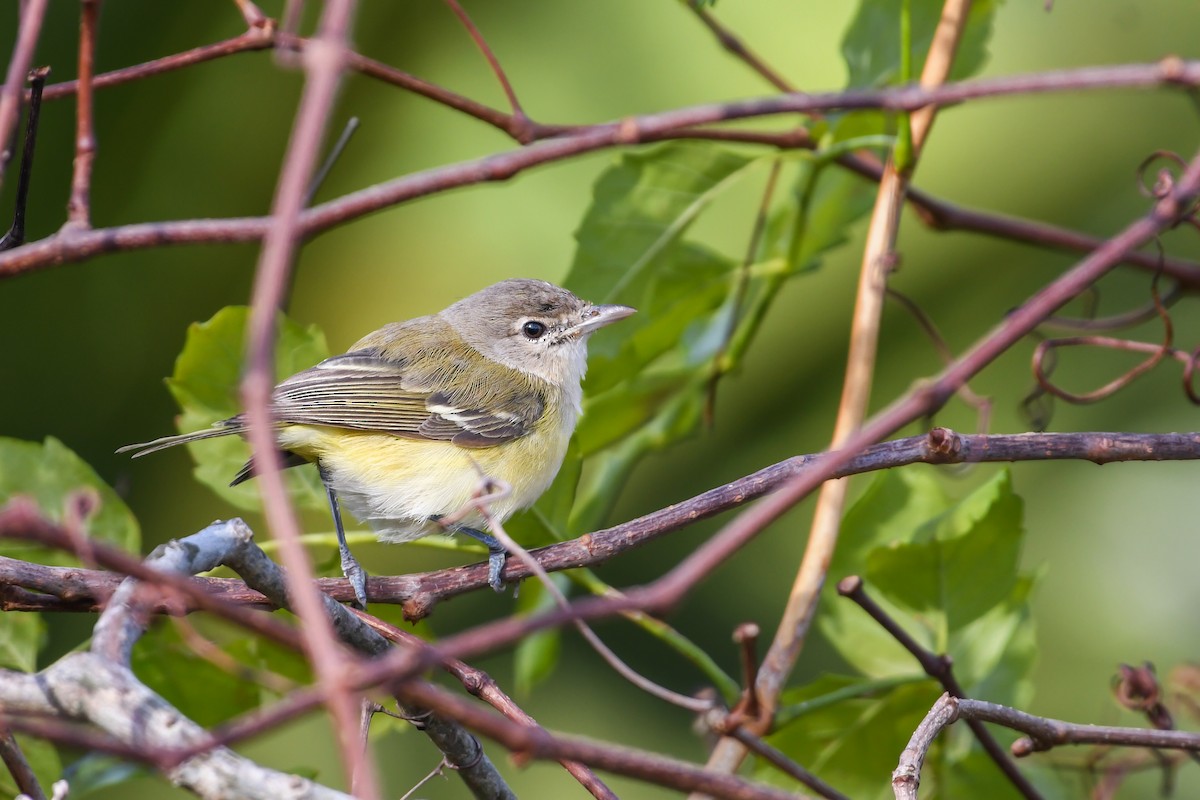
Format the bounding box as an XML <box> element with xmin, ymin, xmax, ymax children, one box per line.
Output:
<box><xmin>116</xmin><ymin>422</ymin><xmax>247</xmax><ymax>458</ymax></box>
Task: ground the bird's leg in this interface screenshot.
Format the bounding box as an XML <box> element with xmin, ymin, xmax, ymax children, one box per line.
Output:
<box><xmin>326</xmin><ymin>484</ymin><xmax>369</xmax><ymax>608</ymax></box>
<box><xmin>432</xmin><ymin>515</ymin><xmax>507</xmax><ymax>592</ymax></box>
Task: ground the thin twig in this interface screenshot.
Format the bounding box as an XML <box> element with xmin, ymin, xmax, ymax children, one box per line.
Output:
<box><xmin>682</xmin><ymin>0</ymin><xmax>796</xmax><ymax>93</ymax></box>
<box><xmin>65</xmin><ymin>0</ymin><xmax>100</xmax><ymax>229</ymax></box>
<box><xmin>727</xmin><ymin>725</ymin><xmax>849</xmax><ymax>800</ymax></box>
<box><xmin>888</xmin><ymin>287</ymin><xmax>993</xmax><ymax>430</ymax></box>
<box><xmin>0</xmin><ymin>0</ymin><xmax>47</xmax><ymax>193</ymax></box>
<box><xmin>0</xmin><ymin>67</ymin><xmax>48</xmax><ymax>252</ymax></box>
<box><xmin>442</xmin><ymin>0</ymin><xmax>526</xmax><ymax>126</ymax></box>
<box><xmin>899</xmin><ymin>691</ymin><xmax>1200</xmax><ymax>800</ymax></box>
<box><xmin>232</xmin><ymin>0</ymin><xmax>271</xmax><ymax>30</ymax></box>
<box><xmin>240</xmin><ymin>0</ymin><xmax>375</xmax><ymax>796</ymax></box>
<box><xmin>355</xmin><ymin>611</ymin><xmax>618</xmax><ymax>800</ymax></box>
<box><xmin>39</xmin><ymin>31</ymin><xmax>276</xmax><ymax>102</ymax></box>
<box><xmin>1032</xmin><ymin>269</ymin><xmax>1174</xmax><ymax>404</ymax></box>
<box><xmin>0</xmin><ymin>721</ymin><xmax>45</xmax><ymax>800</ymax></box>
<box><xmin>838</xmin><ymin>577</ymin><xmax>1040</xmax><ymax>796</ymax></box>
<box><xmin>707</xmin><ymin>3</ymin><xmax>975</xmax><ymax>790</ymax></box>
<box><xmin>394</xmin><ymin>680</ymin><xmax>811</xmax><ymax>800</ymax></box>
<box><xmin>444</xmin><ymin>481</ymin><xmax>712</xmax><ymax>713</ymax></box>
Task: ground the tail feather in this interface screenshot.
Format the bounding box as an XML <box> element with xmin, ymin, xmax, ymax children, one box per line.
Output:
<box><xmin>229</xmin><ymin>450</ymin><xmax>309</xmax><ymax>486</ymax></box>
<box><xmin>116</xmin><ymin>423</ymin><xmax>247</xmax><ymax>458</ymax></box>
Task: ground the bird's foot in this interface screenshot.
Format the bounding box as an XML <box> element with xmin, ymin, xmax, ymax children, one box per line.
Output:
<box><xmin>340</xmin><ymin>545</ymin><xmax>369</xmax><ymax>609</ymax></box>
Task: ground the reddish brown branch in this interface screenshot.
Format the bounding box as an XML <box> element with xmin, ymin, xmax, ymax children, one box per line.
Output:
<box><xmin>962</xmin><ymin>695</ymin><xmax>1200</xmax><ymax>754</ymax></box>
<box><xmin>0</xmin><ymin>498</ymin><xmax>303</xmax><ymax>647</ymax></box>
<box><xmin>0</xmin><ymin>0</ymin><xmax>47</xmax><ymax>192</ymax></box>
<box><xmin>5</xmin><ymin>430</ymin><xmax>1200</xmax><ymax>616</ymax></box>
<box><xmin>64</xmin><ymin>0</ymin><xmax>100</xmax><ymax>229</ymax></box>
<box><xmin>357</xmin><ymin>612</ymin><xmax>617</xmax><ymax>800</ymax></box>
<box><xmin>241</xmin><ymin>1</ymin><xmax>375</xmax><ymax>796</ymax></box>
<box><xmin>684</xmin><ymin>2</ymin><xmax>796</xmax><ymax>93</ymax></box>
<box><xmin>5</xmin><ymin>60</ymin><xmax>1200</xmax><ymax>287</ymax></box>
<box><xmin>724</xmin><ymin>724</ymin><xmax>848</xmax><ymax>800</ymax></box>
<box><xmin>442</xmin><ymin>0</ymin><xmax>526</xmax><ymax>122</ymax></box>
<box><xmin>396</xmin><ymin>680</ymin><xmax>806</xmax><ymax>800</ymax></box>
<box><xmin>39</xmin><ymin>30</ymin><xmax>275</xmax><ymax>102</ymax></box>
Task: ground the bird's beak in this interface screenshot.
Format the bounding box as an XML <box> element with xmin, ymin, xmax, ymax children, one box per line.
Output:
<box><xmin>574</xmin><ymin>303</ymin><xmax>636</xmax><ymax>336</ymax></box>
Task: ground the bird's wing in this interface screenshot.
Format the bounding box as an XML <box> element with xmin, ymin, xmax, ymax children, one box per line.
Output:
<box><xmin>269</xmin><ymin>350</ymin><xmax>546</xmax><ymax>448</ymax></box>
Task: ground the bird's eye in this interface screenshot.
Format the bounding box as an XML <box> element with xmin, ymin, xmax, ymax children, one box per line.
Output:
<box><xmin>522</xmin><ymin>320</ymin><xmax>547</xmax><ymax>339</ymax></box>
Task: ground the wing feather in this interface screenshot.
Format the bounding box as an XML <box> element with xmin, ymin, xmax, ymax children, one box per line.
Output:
<box><xmin>267</xmin><ymin>344</ymin><xmax>546</xmax><ymax>447</ymax></box>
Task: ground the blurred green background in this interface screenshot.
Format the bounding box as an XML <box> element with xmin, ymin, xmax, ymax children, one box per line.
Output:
<box><xmin>2</xmin><ymin>1</ymin><xmax>1200</xmax><ymax>797</ymax></box>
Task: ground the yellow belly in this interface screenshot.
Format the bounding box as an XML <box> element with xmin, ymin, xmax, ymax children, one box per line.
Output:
<box><xmin>276</xmin><ymin>421</ymin><xmax>570</xmax><ymax>543</ymax></box>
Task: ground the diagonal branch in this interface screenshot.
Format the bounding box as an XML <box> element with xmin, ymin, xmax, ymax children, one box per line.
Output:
<box><xmin>238</xmin><ymin>1</ymin><xmax>376</xmax><ymax>796</ymax></box>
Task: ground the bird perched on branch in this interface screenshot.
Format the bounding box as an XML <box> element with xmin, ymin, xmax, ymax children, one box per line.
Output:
<box><xmin>121</xmin><ymin>278</ymin><xmax>635</xmax><ymax>607</ymax></box>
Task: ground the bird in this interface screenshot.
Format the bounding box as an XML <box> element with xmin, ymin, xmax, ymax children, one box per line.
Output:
<box><xmin>120</xmin><ymin>278</ymin><xmax>635</xmax><ymax>607</ymax></box>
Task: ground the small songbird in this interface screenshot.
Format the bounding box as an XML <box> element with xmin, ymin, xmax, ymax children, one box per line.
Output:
<box><xmin>120</xmin><ymin>279</ymin><xmax>635</xmax><ymax>607</ymax></box>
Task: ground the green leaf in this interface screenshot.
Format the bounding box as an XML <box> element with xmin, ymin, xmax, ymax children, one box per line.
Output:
<box><xmin>768</xmin><ymin>159</ymin><xmax>877</xmax><ymax>273</ymax></box>
<box><xmin>761</xmin><ymin>677</ymin><xmax>941</xmax><ymax>799</ymax></box>
<box><xmin>0</xmin><ymin>437</ymin><xmax>140</xmax><ymax>676</ymax></box>
<box><xmin>566</xmin><ymin>141</ymin><xmax>754</xmax><ymax>311</ymax></box>
<box><xmin>63</xmin><ymin>753</ymin><xmax>147</xmax><ymax>798</ymax></box>
<box><xmin>0</xmin><ymin>612</ymin><xmax>44</xmax><ymax>672</ymax></box>
<box><xmin>868</xmin><ymin>470</ymin><xmax>1023</xmax><ymax>633</ymax></box>
<box><xmin>165</xmin><ymin>306</ymin><xmax>330</xmax><ymax>513</ymax></box>
<box><xmin>583</xmin><ymin>242</ymin><xmax>735</xmax><ymax>395</ymax></box>
<box><xmin>821</xmin><ymin>469</ymin><xmax>1034</xmax><ymax>689</ymax></box>
<box><xmin>131</xmin><ymin>619</ymin><xmax>305</xmax><ymax>726</ymax></box>
<box><xmin>949</xmin><ymin>573</ymin><xmax>1038</xmax><ymax>706</ymax></box>
<box><xmin>829</xmin><ymin>468</ymin><xmax>950</xmax><ymax>586</ymax></box>
<box><xmin>563</xmin><ymin>143</ymin><xmax>876</xmax><ymax>533</ymax></box>
<box><xmin>566</xmin><ymin>142</ymin><xmax>754</xmax><ymax>392</ymax></box>
<box><xmin>841</xmin><ymin>0</ymin><xmax>1001</xmax><ymax>89</ymax></box>
<box><xmin>0</xmin><ymin>437</ymin><xmax>141</xmax><ymax>557</ymax></box>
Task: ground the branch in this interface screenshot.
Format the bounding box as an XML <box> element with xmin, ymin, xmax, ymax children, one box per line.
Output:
<box><xmin>0</xmin><ymin>516</ymin><xmax>352</xmax><ymax>800</ymax></box>
<box><xmin>0</xmin><ymin>502</ymin><xmax>518</xmax><ymax>799</ymax></box>
<box><xmin>0</xmin><ymin>0</ymin><xmax>47</xmax><ymax>194</ymax></box>
<box><xmin>895</xmin><ymin>693</ymin><xmax>1200</xmax><ymax>799</ymax></box>
<box><xmin>708</xmin><ymin>6</ymin><xmax>982</xmax><ymax>791</ymax></box>
<box><xmin>63</xmin><ymin>0</ymin><xmax>99</xmax><ymax>229</ymax></box>
<box><xmin>4</xmin><ymin>429</ymin><xmax>1199</xmax><ymax>615</ymax></box>
<box><xmin>395</xmin><ymin>680</ymin><xmax>816</xmax><ymax>800</ymax></box>
<box><xmin>239</xmin><ymin>2</ymin><xmax>374</xmax><ymax>795</ymax></box>
<box><xmin>5</xmin><ymin>60</ymin><xmax>1200</xmax><ymax>282</ymax></box>
<box><xmin>0</xmin><ymin>722</ymin><xmax>45</xmax><ymax>800</ymax></box>
<box><xmin>838</xmin><ymin>576</ymin><xmax>1036</xmax><ymax>796</ymax></box>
